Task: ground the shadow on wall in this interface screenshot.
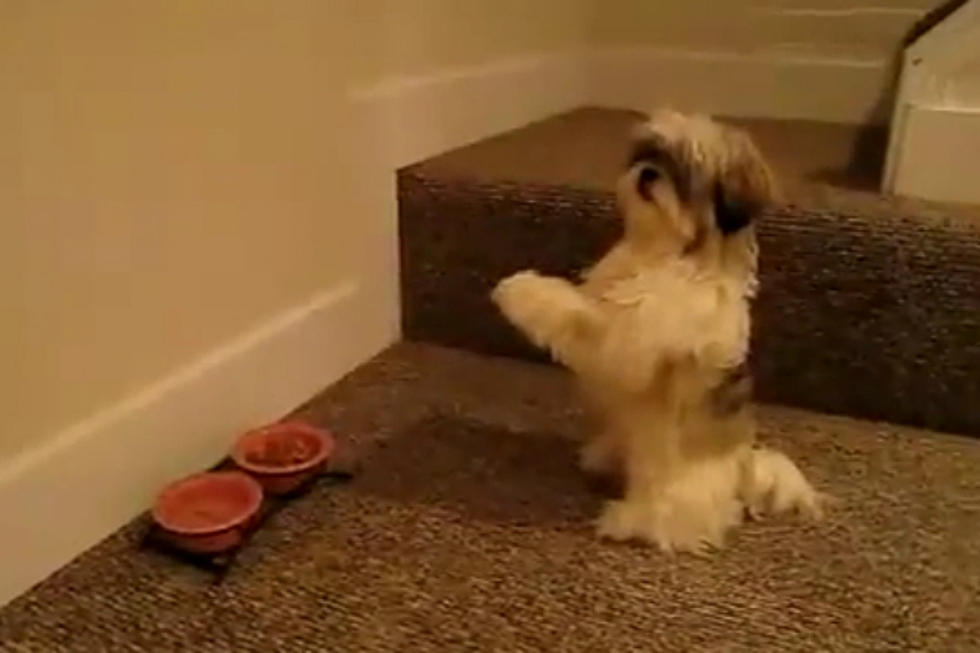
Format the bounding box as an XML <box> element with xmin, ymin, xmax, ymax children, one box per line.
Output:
<box><xmin>807</xmin><ymin>128</ymin><xmax>888</xmax><ymax>192</ymax></box>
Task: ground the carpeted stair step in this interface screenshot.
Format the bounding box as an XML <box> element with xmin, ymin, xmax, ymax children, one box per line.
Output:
<box><xmin>2</xmin><ymin>344</ymin><xmax>977</xmax><ymax>650</ymax></box>
<box><xmin>399</xmin><ymin>107</ymin><xmax>980</xmax><ymax>436</ymax></box>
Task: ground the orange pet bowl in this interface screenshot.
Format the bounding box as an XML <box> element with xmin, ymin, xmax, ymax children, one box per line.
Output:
<box><xmin>152</xmin><ymin>471</ymin><xmax>263</xmax><ymax>554</ymax></box>
<box><xmin>231</xmin><ymin>421</ymin><xmax>335</xmax><ymax>495</ymax></box>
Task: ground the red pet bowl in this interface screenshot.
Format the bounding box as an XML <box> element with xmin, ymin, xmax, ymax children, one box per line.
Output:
<box><xmin>231</xmin><ymin>421</ymin><xmax>335</xmax><ymax>495</ymax></box>
<box><xmin>152</xmin><ymin>471</ymin><xmax>263</xmax><ymax>554</ymax></box>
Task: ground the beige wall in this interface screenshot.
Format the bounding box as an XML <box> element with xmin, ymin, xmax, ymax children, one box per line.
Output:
<box><xmin>342</xmin><ymin>0</ymin><xmax>591</xmax><ymax>83</ymax></box>
<box><xmin>592</xmin><ymin>0</ymin><xmax>941</xmax><ymax>61</ymax></box>
<box><xmin>0</xmin><ymin>1</ymin><xmax>341</xmax><ymax>461</ymax></box>
<box><xmin>0</xmin><ymin>0</ymin><xmax>591</xmax><ymax>462</ymax></box>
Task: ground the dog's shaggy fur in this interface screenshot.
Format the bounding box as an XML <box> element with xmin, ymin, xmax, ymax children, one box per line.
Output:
<box><xmin>492</xmin><ymin>110</ymin><xmax>822</xmax><ymax>553</ymax></box>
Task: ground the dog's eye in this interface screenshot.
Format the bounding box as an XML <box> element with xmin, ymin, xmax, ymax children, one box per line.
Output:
<box><xmin>639</xmin><ymin>166</ymin><xmax>659</xmax><ymax>185</ymax></box>
<box><xmin>713</xmin><ymin>182</ymin><xmax>753</xmax><ymax>235</ymax></box>
<box><xmin>636</xmin><ymin>166</ymin><xmax>659</xmax><ymax>200</ymax></box>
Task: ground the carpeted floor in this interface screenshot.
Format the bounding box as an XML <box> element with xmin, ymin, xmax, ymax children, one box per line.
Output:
<box><xmin>1</xmin><ymin>344</ymin><xmax>978</xmax><ymax>651</ymax></box>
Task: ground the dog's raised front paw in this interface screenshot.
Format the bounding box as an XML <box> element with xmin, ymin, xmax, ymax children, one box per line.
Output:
<box><xmin>491</xmin><ymin>270</ymin><xmax>583</xmax><ymax>349</ymax></box>
<box><xmin>491</xmin><ymin>271</ymin><xmax>544</xmax><ymax>336</ymax></box>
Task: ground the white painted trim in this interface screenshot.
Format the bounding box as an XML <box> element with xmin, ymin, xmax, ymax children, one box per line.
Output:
<box><xmin>885</xmin><ymin>104</ymin><xmax>980</xmax><ymax>203</ymax></box>
<box><xmin>883</xmin><ymin>49</ymin><xmax>916</xmax><ymax>192</ymax></box>
<box><xmin>899</xmin><ymin>1</ymin><xmax>979</xmax><ymax>108</ymax></box>
<box><xmin>885</xmin><ymin>1</ymin><xmax>980</xmax><ymax>201</ymax></box>
<box><xmin>750</xmin><ymin>6</ymin><xmax>921</xmax><ymax>19</ymax></box>
<box><xmin>588</xmin><ymin>46</ymin><xmax>894</xmax><ymax>124</ymax></box>
<box><xmin>0</xmin><ymin>280</ymin><xmax>392</xmax><ymax>606</ymax></box>
<box><xmin>906</xmin><ymin>0</ymin><xmax>979</xmax><ymax>78</ymax></box>
<box><xmin>347</xmin><ymin>51</ymin><xmax>589</xmax><ymax>169</ymax></box>
<box><xmin>348</xmin><ymin>48</ymin><xmax>898</xmax><ymax>165</ymax></box>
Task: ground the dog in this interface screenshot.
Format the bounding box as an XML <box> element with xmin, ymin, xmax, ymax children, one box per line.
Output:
<box><xmin>491</xmin><ymin>109</ymin><xmax>822</xmax><ymax>553</ymax></box>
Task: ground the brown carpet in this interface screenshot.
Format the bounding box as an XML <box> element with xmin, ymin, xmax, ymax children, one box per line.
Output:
<box><xmin>399</xmin><ymin>107</ymin><xmax>980</xmax><ymax>435</ymax></box>
<box><xmin>2</xmin><ymin>344</ymin><xmax>978</xmax><ymax>651</ymax></box>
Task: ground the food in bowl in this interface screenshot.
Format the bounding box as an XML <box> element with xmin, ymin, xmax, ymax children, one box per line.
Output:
<box><xmin>231</xmin><ymin>421</ymin><xmax>335</xmax><ymax>495</ymax></box>
<box><xmin>244</xmin><ymin>435</ymin><xmax>317</xmax><ymax>467</ymax></box>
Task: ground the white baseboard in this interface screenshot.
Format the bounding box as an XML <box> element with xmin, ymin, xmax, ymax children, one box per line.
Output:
<box><xmin>348</xmin><ymin>51</ymin><xmax>589</xmax><ymax>169</ymax></box>
<box><xmin>0</xmin><ymin>280</ymin><xmax>391</xmax><ymax>606</ymax></box>
<box><xmin>349</xmin><ymin>48</ymin><xmax>896</xmax><ymax>167</ymax></box>
<box><xmin>588</xmin><ymin>47</ymin><xmax>895</xmax><ymax>124</ymax></box>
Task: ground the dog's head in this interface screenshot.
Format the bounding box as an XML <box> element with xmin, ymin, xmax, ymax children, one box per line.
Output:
<box><xmin>617</xmin><ymin>110</ymin><xmax>776</xmax><ymax>267</ymax></box>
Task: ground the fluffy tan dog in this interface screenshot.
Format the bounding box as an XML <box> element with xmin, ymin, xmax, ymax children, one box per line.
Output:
<box><xmin>492</xmin><ymin>110</ymin><xmax>822</xmax><ymax>553</ymax></box>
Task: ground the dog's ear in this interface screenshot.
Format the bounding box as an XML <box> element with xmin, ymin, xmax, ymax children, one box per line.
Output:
<box><xmin>713</xmin><ymin>129</ymin><xmax>777</xmax><ymax>235</ymax></box>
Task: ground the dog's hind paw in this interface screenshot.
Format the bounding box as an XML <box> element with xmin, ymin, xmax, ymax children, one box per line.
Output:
<box><xmin>596</xmin><ymin>494</ymin><xmax>733</xmax><ymax>556</ymax></box>
<box><xmin>740</xmin><ymin>447</ymin><xmax>826</xmax><ymax>521</ymax></box>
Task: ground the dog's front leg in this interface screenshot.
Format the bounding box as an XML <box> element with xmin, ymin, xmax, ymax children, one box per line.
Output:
<box><xmin>595</xmin><ymin>415</ymin><xmax>680</xmax><ymax>544</ymax></box>
<box><xmin>491</xmin><ymin>270</ymin><xmax>604</xmax><ymax>369</ymax></box>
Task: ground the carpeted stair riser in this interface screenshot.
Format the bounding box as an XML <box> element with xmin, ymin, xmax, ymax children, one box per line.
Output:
<box><xmin>399</xmin><ymin>170</ymin><xmax>980</xmax><ymax>436</ymax></box>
